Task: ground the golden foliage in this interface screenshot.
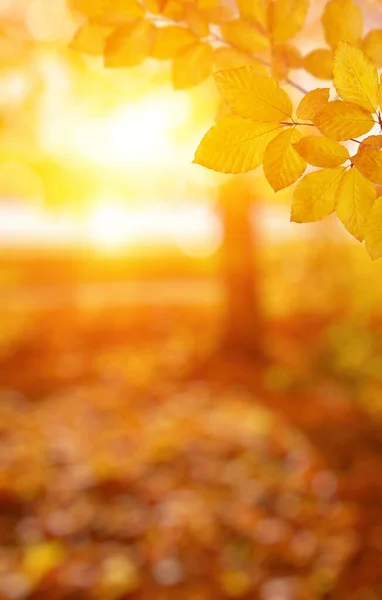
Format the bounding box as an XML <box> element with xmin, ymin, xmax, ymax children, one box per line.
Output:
<box><xmin>352</xmin><ymin>146</ymin><xmax>382</xmax><ymax>185</ymax></box>
<box><xmin>193</xmin><ymin>117</ymin><xmax>282</xmax><ymax>173</ymax></box>
<box><xmin>362</xmin><ymin>30</ymin><xmax>382</xmax><ymax>68</ymax></box>
<box><xmin>291</xmin><ymin>167</ymin><xmax>346</xmax><ymax>222</ymax></box>
<box><xmin>268</xmin><ymin>0</ymin><xmax>309</xmax><ymax>44</ymax></box>
<box><xmin>151</xmin><ymin>26</ymin><xmax>196</xmax><ymax>60</ymax></box>
<box><xmin>263</xmin><ymin>128</ymin><xmax>306</xmax><ymax>191</ymax></box>
<box><xmin>213</xmin><ymin>47</ymin><xmax>267</xmax><ymax>75</ymax></box>
<box><xmin>336</xmin><ymin>167</ymin><xmax>376</xmax><ymax>241</ymax></box>
<box><xmin>333</xmin><ymin>42</ymin><xmax>379</xmax><ymax>113</ymax></box>
<box><xmin>296</xmin><ymin>88</ymin><xmax>330</xmax><ymax>121</ymax></box>
<box><xmin>313</xmin><ymin>101</ymin><xmax>375</xmax><ymax>142</ymax></box>
<box><xmin>214</xmin><ymin>66</ymin><xmax>293</xmax><ymax>122</ymax></box>
<box><xmin>172</xmin><ymin>42</ymin><xmax>213</xmax><ymax>89</ymax></box>
<box><xmin>303</xmin><ymin>49</ymin><xmax>333</xmax><ymax>80</ymax></box>
<box><xmin>104</xmin><ymin>20</ymin><xmax>156</xmax><ymax>67</ymax></box>
<box><xmin>71</xmin><ymin>22</ymin><xmax>112</xmax><ymax>55</ymax></box>
<box><xmin>293</xmin><ymin>135</ymin><xmax>349</xmax><ymax>168</ymax></box>
<box><xmin>220</xmin><ymin>19</ymin><xmax>269</xmax><ymax>53</ymax></box>
<box><xmin>321</xmin><ymin>0</ymin><xmax>363</xmax><ymax>50</ymax></box>
<box><xmin>237</xmin><ymin>0</ymin><xmax>269</xmax><ymax>30</ymax></box>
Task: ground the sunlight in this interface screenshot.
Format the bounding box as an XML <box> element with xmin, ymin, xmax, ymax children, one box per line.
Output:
<box><xmin>86</xmin><ymin>199</ymin><xmax>131</xmax><ymax>252</ymax></box>
<box><xmin>71</xmin><ymin>93</ymin><xmax>191</xmax><ymax>167</ymax></box>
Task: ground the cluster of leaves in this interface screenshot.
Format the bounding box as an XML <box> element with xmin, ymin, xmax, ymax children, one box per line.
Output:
<box><xmin>69</xmin><ymin>0</ymin><xmax>312</xmax><ymax>90</ymax></box>
<box><xmin>195</xmin><ymin>39</ymin><xmax>382</xmax><ymax>259</ymax></box>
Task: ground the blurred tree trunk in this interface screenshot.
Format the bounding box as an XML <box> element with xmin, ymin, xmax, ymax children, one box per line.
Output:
<box><xmin>217</xmin><ymin>177</ymin><xmax>265</xmax><ymax>359</ymax></box>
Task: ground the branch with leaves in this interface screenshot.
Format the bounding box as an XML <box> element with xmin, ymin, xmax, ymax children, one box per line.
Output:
<box><xmin>68</xmin><ymin>0</ymin><xmax>382</xmax><ymax>259</ymax></box>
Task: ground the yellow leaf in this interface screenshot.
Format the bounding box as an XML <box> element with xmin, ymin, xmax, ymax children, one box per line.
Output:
<box><xmin>237</xmin><ymin>0</ymin><xmax>269</xmax><ymax>31</ymax></box>
<box><xmin>336</xmin><ymin>167</ymin><xmax>376</xmax><ymax>241</ymax></box>
<box><xmin>294</xmin><ymin>135</ymin><xmax>349</xmax><ymax>167</ymax></box>
<box><xmin>263</xmin><ymin>128</ymin><xmax>307</xmax><ymax>191</ymax></box>
<box><xmin>142</xmin><ymin>0</ymin><xmax>168</xmax><ymax>14</ymax></box>
<box><xmin>215</xmin><ymin>66</ymin><xmax>293</xmax><ymax>122</ymax></box>
<box><xmin>321</xmin><ymin>0</ymin><xmax>363</xmax><ymax>51</ymax></box>
<box><xmin>70</xmin><ymin>21</ymin><xmax>111</xmax><ymax>55</ymax></box>
<box><xmin>23</xmin><ymin>542</ymin><xmax>66</xmax><ymax>584</ymax></box>
<box><xmin>163</xmin><ymin>0</ymin><xmax>186</xmax><ymax>20</ymax></box>
<box><xmin>213</xmin><ymin>47</ymin><xmax>267</xmax><ymax>75</ymax></box>
<box><xmin>362</xmin><ymin>29</ymin><xmax>382</xmax><ymax>68</ymax></box>
<box><xmin>352</xmin><ymin>145</ymin><xmax>382</xmax><ymax>184</ymax></box>
<box><xmin>268</xmin><ymin>0</ymin><xmax>309</xmax><ymax>44</ymax></box>
<box><xmin>200</xmin><ymin>5</ymin><xmax>234</xmax><ymax>23</ymax></box>
<box><xmin>104</xmin><ymin>20</ymin><xmax>156</xmax><ymax>67</ymax></box>
<box><xmin>185</xmin><ymin>6</ymin><xmax>210</xmax><ymax>37</ymax></box>
<box><xmin>220</xmin><ymin>19</ymin><xmax>269</xmax><ymax>54</ymax></box>
<box><xmin>193</xmin><ymin>117</ymin><xmax>282</xmax><ymax>173</ymax></box>
<box><xmin>271</xmin><ymin>43</ymin><xmax>302</xmax><ymax>80</ymax></box>
<box><xmin>296</xmin><ymin>88</ymin><xmax>330</xmax><ymax>121</ymax></box>
<box><xmin>172</xmin><ymin>42</ymin><xmax>213</xmax><ymax>89</ymax></box>
<box><xmin>291</xmin><ymin>166</ymin><xmax>346</xmax><ymax>222</ymax></box>
<box><xmin>333</xmin><ymin>42</ymin><xmax>379</xmax><ymax>113</ymax></box>
<box><xmin>303</xmin><ymin>49</ymin><xmax>333</xmax><ymax>80</ymax></box>
<box><xmin>364</xmin><ymin>199</ymin><xmax>382</xmax><ymax>259</ymax></box>
<box><xmin>151</xmin><ymin>26</ymin><xmax>196</xmax><ymax>60</ymax></box>
<box><xmin>313</xmin><ymin>100</ymin><xmax>375</xmax><ymax>141</ymax></box>
<box><xmin>71</xmin><ymin>0</ymin><xmax>145</xmax><ymax>24</ymax></box>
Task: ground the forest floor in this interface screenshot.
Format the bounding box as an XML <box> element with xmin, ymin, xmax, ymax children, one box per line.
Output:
<box><xmin>1</xmin><ymin>301</ymin><xmax>382</xmax><ymax>600</ymax></box>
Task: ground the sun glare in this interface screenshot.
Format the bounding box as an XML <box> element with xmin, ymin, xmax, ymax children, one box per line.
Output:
<box><xmin>71</xmin><ymin>93</ymin><xmax>191</xmax><ymax>167</ymax></box>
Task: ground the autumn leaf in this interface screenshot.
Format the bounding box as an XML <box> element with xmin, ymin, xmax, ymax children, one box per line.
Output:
<box><xmin>362</xmin><ymin>30</ymin><xmax>382</xmax><ymax>69</ymax></box>
<box><xmin>172</xmin><ymin>42</ymin><xmax>213</xmax><ymax>89</ymax></box>
<box><xmin>214</xmin><ymin>66</ymin><xmax>293</xmax><ymax>122</ymax></box>
<box><xmin>296</xmin><ymin>88</ymin><xmax>330</xmax><ymax>121</ymax></box>
<box><xmin>313</xmin><ymin>100</ymin><xmax>375</xmax><ymax>141</ymax></box>
<box><xmin>291</xmin><ymin>166</ymin><xmax>346</xmax><ymax>222</ymax></box>
<box><xmin>271</xmin><ymin>44</ymin><xmax>302</xmax><ymax>80</ymax></box>
<box><xmin>213</xmin><ymin>47</ymin><xmax>267</xmax><ymax>75</ymax></box>
<box><xmin>200</xmin><ymin>5</ymin><xmax>233</xmax><ymax>23</ymax></box>
<box><xmin>263</xmin><ymin>128</ymin><xmax>307</xmax><ymax>191</ymax></box>
<box><xmin>193</xmin><ymin>117</ymin><xmax>282</xmax><ymax>173</ymax></box>
<box><xmin>220</xmin><ymin>19</ymin><xmax>269</xmax><ymax>54</ymax></box>
<box><xmin>71</xmin><ymin>0</ymin><xmax>145</xmax><ymax>24</ymax></box>
<box><xmin>303</xmin><ymin>49</ymin><xmax>333</xmax><ymax>80</ymax></box>
<box><xmin>104</xmin><ymin>20</ymin><xmax>156</xmax><ymax>67</ymax></box>
<box><xmin>268</xmin><ymin>0</ymin><xmax>309</xmax><ymax>44</ymax></box>
<box><xmin>185</xmin><ymin>5</ymin><xmax>210</xmax><ymax>37</ymax></box>
<box><xmin>333</xmin><ymin>42</ymin><xmax>379</xmax><ymax>114</ymax></box>
<box><xmin>336</xmin><ymin>167</ymin><xmax>376</xmax><ymax>241</ymax></box>
<box><xmin>294</xmin><ymin>135</ymin><xmax>349</xmax><ymax>167</ymax></box>
<box><xmin>321</xmin><ymin>0</ymin><xmax>363</xmax><ymax>51</ymax></box>
<box><xmin>71</xmin><ymin>21</ymin><xmax>112</xmax><ymax>55</ymax></box>
<box><xmin>237</xmin><ymin>0</ymin><xmax>269</xmax><ymax>31</ymax></box>
<box><xmin>360</xmin><ymin>136</ymin><xmax>382</xmax><ymax>150</ymax></box>
<box><xmin>151</xmin><ymin>26</ymin><xmax>196</xmax><ymax>60</ymax></box>
<box><xmin>364</xmin><ymin>199</ymin><xmax>382</xmax><ymax>259</ymax></box>
<box><xmin>352</xmin><ymin>145</ymin><xmax>382</xmax><ymax>185</ymax></box>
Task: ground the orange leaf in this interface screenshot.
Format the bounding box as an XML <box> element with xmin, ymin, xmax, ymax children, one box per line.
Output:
<box><xmin>293</xmin><ymin>135</ymin><xmax>349</xmax><ymax>167</ymax></box>
<box><xmin>362</xmin><ymin>29</ymin><xmax>382</xmax><ymax>69</ymax></box>
<box><xmin>352</xmin><ymin>145</ymin><xmax>382</xmax><ymax>185</ymax></box>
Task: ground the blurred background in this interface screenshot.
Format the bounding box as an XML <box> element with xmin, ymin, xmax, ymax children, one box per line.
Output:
<box><xmin>1</xmin><ymin>0</ymin><xmax>382</xmax><ymax>599</ymax></box>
